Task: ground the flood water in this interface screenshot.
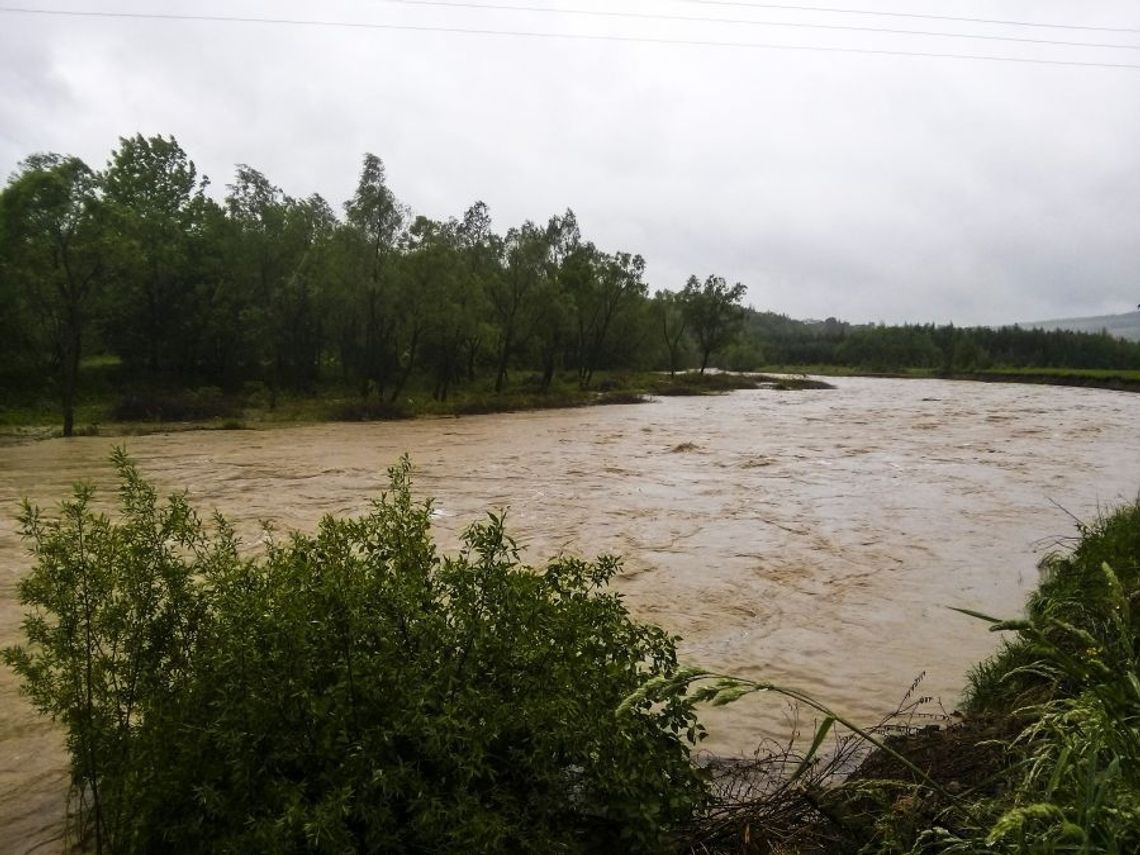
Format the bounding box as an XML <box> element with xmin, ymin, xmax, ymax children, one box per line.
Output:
<box><xmin>2</xmin><ymin>376</ymin><xmax>1138</xmax><ymax>850</ymax></box>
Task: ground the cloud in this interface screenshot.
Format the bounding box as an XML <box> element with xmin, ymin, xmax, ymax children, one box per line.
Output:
<box><xmin>2</xmin><ymin>0</ymin><xmax>1138</xmax><ymax>326</ymax></box>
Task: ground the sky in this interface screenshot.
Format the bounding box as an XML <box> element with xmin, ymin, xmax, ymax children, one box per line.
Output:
<box><xmin>1</xmin><ymin>0</ymin><xmax>1138</xmax><ymax>326</ymax></box>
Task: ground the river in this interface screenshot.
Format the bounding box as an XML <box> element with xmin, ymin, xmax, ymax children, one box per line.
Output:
<box><xmin>2</xmin><ymin>376</ymin><xmax>1138</xmax><ymax>851</ymax></box>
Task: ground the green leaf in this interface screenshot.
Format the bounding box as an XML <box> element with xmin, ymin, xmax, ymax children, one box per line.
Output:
<box><xmin>789</xmin><ymin>716</ymin><xmax>835</xmax><ymax>784</ymax></box>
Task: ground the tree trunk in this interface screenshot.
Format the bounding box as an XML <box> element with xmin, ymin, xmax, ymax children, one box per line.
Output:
<box><xmin>465</xmin><ymin>336</ymin><xmax>479</xmax><ymax>382</ymax></box>
<box><xmin>61</xmin><ymin>320</ymin><xmax>81</xmax><ymax>437</ymax></box>
<box><xmin>388</xmin><ymin>328</ymin><xmax>421</xmax><ymax>404</ymax></box>
<box><xmin>494</xmin><ymin>332</ymin><xmax>512</xmax><ymax>393</ymax></box>
<box><xmin>540</xmin><ymin>355</ymin><xmax>555</xmax><ymax>392</ymax></box>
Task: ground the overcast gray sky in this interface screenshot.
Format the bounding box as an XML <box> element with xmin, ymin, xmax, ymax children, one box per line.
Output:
<box><xmin>2</xmin><ymin>0</ymin><xmax>1138</xmax><ymax>325</ymax></box>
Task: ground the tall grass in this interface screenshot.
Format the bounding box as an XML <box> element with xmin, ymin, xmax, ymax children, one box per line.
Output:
<box><xmin>674</xmin><ymin>500</ymin><xmax>1140</xmax><ymax>853</ymax></box>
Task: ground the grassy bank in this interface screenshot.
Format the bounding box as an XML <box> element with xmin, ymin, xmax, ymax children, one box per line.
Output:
<box><xmin>0</xmin><ymin>368</ymin><xmax>832</xmax><ymax>440</ymax></box>
<box><xmin>688</xmin><ymin>500</ymin><xmax>1140</xmax><ymax>853</ymax></box>
<box><xmin>762</xmin><ymin>364</ymin><xmax>1140</xmax><ymax>393</ymax></box>
<box><xmin>947</xmin><ymin>367</ymin><xmax>1140</xmax><ymax>394</ymax></box>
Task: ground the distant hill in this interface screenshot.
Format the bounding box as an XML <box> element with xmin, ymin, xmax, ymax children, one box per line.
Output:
<box><xmin>1022</xmin><ymin>310</ymin><xmax>1140</xmax><ymax>342</ymax></box>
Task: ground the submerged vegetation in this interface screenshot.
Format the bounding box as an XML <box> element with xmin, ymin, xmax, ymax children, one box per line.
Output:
<box><xmin>5</xmin><ymin>455</ymin><xmax>1139</xmax><ymax>852</ymax></box>
<box><xmin>0</xmin><ymin>368</ymin><xmax>824</xmax><ymax>440</ymax></box>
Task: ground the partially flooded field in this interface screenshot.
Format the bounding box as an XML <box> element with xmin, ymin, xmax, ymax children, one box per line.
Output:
<box><xmin>2</xmin><ymin>377</ymin><xmax>1138</xmax><ymax>851</ymax></box>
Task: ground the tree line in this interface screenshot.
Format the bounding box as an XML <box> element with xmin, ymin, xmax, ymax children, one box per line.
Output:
<box><xmin>3</xmin><ymin>133</ymin><xmax>1138</xmax><ymax>435</ymax></box>
<box><xmin>732</xmin><ymin>311</ymin><xmax>1140</xmax><ymax>374</ymax></box>
<box><xmin>0</xmin><ymin>134</ymin><xmax>750</xmax><ymax>434</ymax></box>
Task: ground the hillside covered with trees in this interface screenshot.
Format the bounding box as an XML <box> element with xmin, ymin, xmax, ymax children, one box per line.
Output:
<box><xmin>3</xmin><ymin>133</ymin><xmax>1140</xmax><ymax>434</ymax></box>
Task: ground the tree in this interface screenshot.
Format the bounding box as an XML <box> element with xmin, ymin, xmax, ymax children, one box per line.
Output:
<box><xmin>455</xmin><ymin>201</ymin><xmax>501</xmax><ymax>383</ymax></box>
<box><xmin>0</xmin><ymin>154</ymin><xmax>106</xmax><ymax>436</ymax></box>
<box><xmin>178</xmin><ymin>196</ymin><xmax>249</xmax><ymax>384</ymax></box>
<box><xmin>680</xmin><ymin>274</ymin><xmax>747</xmax><ymax>374</ymax></box>
<box><xmin>653</xmin><ymin>290</ymin><xmax>688</xmax><ymax>377</ymax></box>
<box><xmin>573</xmin><ymin>249</ymin><xmax>647</xmax><ymax>387</ymax></box>
<box><xmin>101</xmin><ymin>134</ymin><xmax>209</xmax><ymax>376</ymax></box>
<box><xmin>337</xmin><ymin>153</ymin><xmax>406</xmax><ymax>398</ymax></box>
<box><xmin>0</xmin><ymin>195</ymin><xmax>39</xmax><ymax>384</ymax></box>
<box><xmin>392</xmin><ymin>215</ymin><xmax>458</xmax><ymax>402</ymax></box>
<box><xmin>490</xmin><ymin>221</ymin><xmax>548</xmax><ymax>392</ymax></box>
<box><xmin>225</xmin><ymin>167</ymin><xmax>335</xmax><ymax>401</ymax></box>
<box><xmin>274</xmin><ymin>193</ymin><xmax>337</xmax><ymax>392</ymax></box>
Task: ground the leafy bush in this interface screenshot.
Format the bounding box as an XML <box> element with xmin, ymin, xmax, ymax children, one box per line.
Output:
<box><xmin>5</xmin><ymin>451</ymin><xmax>706</xmax><ymax>853</ymax></box>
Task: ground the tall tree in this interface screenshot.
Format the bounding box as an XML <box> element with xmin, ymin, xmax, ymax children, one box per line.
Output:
<box><xmin>0</xmin><ymin>195</ymin><xmax>38</xmax><ymax>383</ymax></box>
<box><xmin>101</xmin><ymin>134</ymin><xmax>208</xmax><ymax>375</ymax></box>
<box><xmin>226</xmin><ymin>167</ymin><xmax>334</xmax><ymax>402</ymax></box>
<box><xmin>490</xmin><ymin>221</ymin><xmax>548</xmax><ymax>392</ymax></box>
<box><xmin>532</xmin><ymin>210</ymin><xmax>581</xmax><ymax>390</ymax></box>
<box><xmin>455</xmin><ymin>201</ymin><xmax>500</xmax><ymax>383</ymax></box>
<box><xmin>403</xmin><ymin>216</ymin><xmax>467</xmax><ymax>401</ymax></box>
<box><xmin>571</xmin><ymin>248</ymin><xmax>647</xmax><ymax>387</ymax></box>
<box><xmin>0</xmin><ymin>154</ymin><xmax>106</xmax><ymax>436</ymax></box>
<box><xmin>680</xmin><ymin>274</ymin><xmax>747</xmax><ymax>374</ymax></box>
<box><xmin>184</xmin><ymin>197</ymin><xmax>249</xmax><ymax>384</ymax></box>
<box><xmin>338</xmin><ymin>153</ymin><xmax>405</xmax><ymax>398</ymax></box>
<box><xmin>654</xmin><ymin>289</ymin><xmax>688</xmax><ymax>377</ymax></box>
<box><xmin>276</xmin><ymin>193</ymin><xmax>337</xmax><ymax>392</ymax></box>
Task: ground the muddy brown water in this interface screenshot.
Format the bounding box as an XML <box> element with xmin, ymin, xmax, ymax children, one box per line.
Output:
<box><xmin>2</xmin><ymin>377</ymin><xmax>1138</xmax><ymax>851</ymax></box>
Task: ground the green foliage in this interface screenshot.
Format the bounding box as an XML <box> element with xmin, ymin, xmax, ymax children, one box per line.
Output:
<box><xmin>679</xmin><ymin>274</ymin><xmax>748</xmax><ymax>373</ymax></box>
<box><xmin>672</xmin><ymin>502</ymin><xmax>1140</xmax><ymax>855</ymax></box>
<box><xmin>964</xmin><ymin>502</ymin><xmax>1140</xmax><ymax>715</ymax></box>
<box><xmin>6</xmin><ymin>132</ymin><xmax>1140</xmax><ymax>432</ymax></box>
<box><xmin>1</xmin><ymin>152</ymin><xmax>107</xmax><ymax>435</ymax></box>
<box><xmin>100</xmin><ymin>133</ymin><xmax>211</xmax><ymax>376</ymax></box>
<box><xmin>3</xmin><ymin>447</ymin><xmax>209</xmax><ymax>852</ymax></box>
<box><xmin>935</xmin><ymin>504</ymin><xmax>1140</xmax><ymax>854</ymax></box>
<box><xmin>5</xmin><ymin>453</ymin><xmax>706</xmax><ymax>853</ymax></box>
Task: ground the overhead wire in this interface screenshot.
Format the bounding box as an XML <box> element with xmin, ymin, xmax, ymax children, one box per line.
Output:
<box><xmin>674</xmin><ymin>0</ymin><xmax>1140</xmax><ymax>35</ymax></box>
<box><xmin>365</xmin><ymin>0</ymin><xmax>1140</xmax><ymax>52</ymax></box>
<box><xmin>1</xmin><ymin>5</ymin><xmax>1139</xmax><ymax>70</ymax></box>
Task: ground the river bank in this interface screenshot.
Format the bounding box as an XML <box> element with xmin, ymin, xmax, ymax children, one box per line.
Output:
<box><xmin>7</xmin><ymin>364</ymin><xmax>1139</xmax><ymax>444</ymax></box>
<box><xmin>764</xmin><ymin>364</ymin><xmax>1140</xmax><ymax>394</ymax></box>
<box><xmin>690</xmin><ymin>499</ymin><xmax>1140</xmax><ymax>853</ymax></box>
<box><xmin>0</xmin><ymin>371</ymin><xmax>833</xmax><ymax>442</ymax></box>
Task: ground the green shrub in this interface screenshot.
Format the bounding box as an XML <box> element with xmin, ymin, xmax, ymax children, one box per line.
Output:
<box><xmin>5</xmin><ymin>452</ymin><xmax>706</xmax><ymax>853</ymax></box>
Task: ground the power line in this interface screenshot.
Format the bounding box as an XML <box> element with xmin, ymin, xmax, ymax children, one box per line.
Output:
<box><xmin>677</xmin><ymin>0</ymin><xmax>1140</xmax><ymax>35</ymax></box>
<box><xmin>2</xmin><ymin>6</ymin><xmax>1140</xmax><ymax>70</ymax></box>
<box><xmin>370</xmin><ymin>0</ymin><xmax>1140</xmax><ymax>52</ymax></box>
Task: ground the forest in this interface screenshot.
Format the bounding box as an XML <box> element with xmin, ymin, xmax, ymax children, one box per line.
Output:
<box><xmin>3</xmin><ymin>133</ymin><xmax>1139</xmax><ymax>435</ymax></box>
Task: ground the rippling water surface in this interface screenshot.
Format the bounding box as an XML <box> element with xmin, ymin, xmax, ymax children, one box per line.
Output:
<box><xmin>3</xmin><ymin>377</ymin><xmax>1138</xmax><ymax>851</ymax></box>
